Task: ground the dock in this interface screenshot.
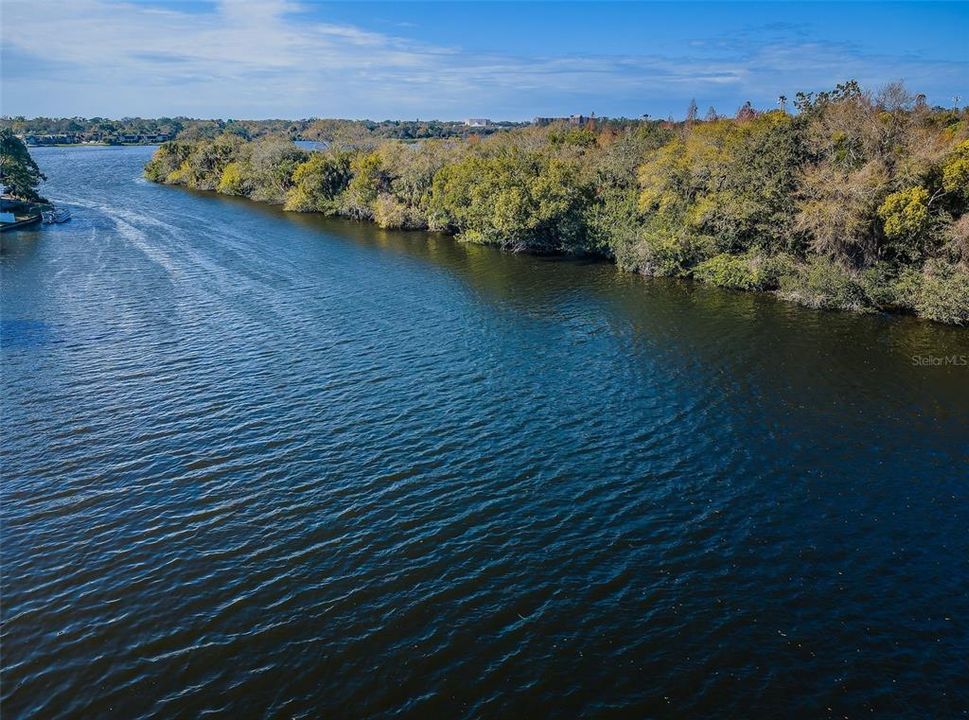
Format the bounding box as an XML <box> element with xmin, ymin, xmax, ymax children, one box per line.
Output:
<box><xmin>0</xmin><ymin>214</ymin><xmax>42</xmax><ymax>233</ymax></box>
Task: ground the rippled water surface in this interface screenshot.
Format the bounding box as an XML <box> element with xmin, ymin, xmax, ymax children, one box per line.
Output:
<box><xmin>3</xmin><ymin>146</ymin><xmax>968</xmax><ymax>718</ymax></box>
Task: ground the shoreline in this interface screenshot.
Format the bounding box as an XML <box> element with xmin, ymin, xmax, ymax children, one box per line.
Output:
<box><xmin>0</xmin><ymin>214</ymin><xmax>42</xmax><ymax>233</ymax></box>
<box><xmin>150</xmin><ymin>178</ymin><xmax>946</xmax><ymax>326</ymax></box>
<box><xmin>141</xmin><ymin>100</ymin><xmax>969</xmax><ymax>329</ymax></box>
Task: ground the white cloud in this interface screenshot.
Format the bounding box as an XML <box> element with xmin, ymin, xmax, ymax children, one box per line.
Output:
<box><xmin>1</xmin><ymin>0</ymin><xmax>966</xmax><ymax>119</ymax></box>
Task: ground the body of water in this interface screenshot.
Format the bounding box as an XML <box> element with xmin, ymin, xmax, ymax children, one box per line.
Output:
<box><xmin>2</xmin><ymin>146</ymin><xmax>968</xmax><ymax>718</ymax></box>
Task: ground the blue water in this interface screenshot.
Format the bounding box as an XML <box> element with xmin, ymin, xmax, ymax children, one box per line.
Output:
<box><xmin>2</xmin><ymin>146</ymin><xmax>968</xmax><ymax>718</ymax></box>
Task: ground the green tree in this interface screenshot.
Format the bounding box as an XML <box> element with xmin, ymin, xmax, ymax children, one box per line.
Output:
<box><xmin>139</xmin><ymin>81</ymin><xmax>969</xmax><ymax>324</ymax></box>
<box><xmin>878</xmin><ymin>186</ymin><xmax>932</xmax><ymax>261</ymax></box>
<box><xmin>0</xmin><ymin>128</ymin><xmax>46</xmax><ymax>201</ymax></box>
<box><xmin>430</xmin><ymin>147</ymin><xmax>589</xmax><ymax>252</ymax></box>
<box><xmin>284</xmin><ymin>151</ymin><xmax>353</xmax><ymax>213</ymax></box>
<box><xmin>245</xmin><ymin>138</ymin><xmax>307</xmax><ymax>204</ymax></box>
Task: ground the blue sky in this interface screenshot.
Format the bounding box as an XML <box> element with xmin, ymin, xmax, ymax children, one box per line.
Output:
<box><xmin>2</xmin><ymin>1</ymin><xmax>967</xmax><ymax>120</ymax></box>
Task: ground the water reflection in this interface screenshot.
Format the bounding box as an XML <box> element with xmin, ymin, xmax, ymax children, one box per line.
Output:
<box><xmin>3</xmin><ymin>146</ymin><xmax>967</xmax><ymax>719</ymax></box>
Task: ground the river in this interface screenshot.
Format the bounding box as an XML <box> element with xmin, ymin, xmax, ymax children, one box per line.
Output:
<box><xmin>2</xmin><ymin>146</ymin><xmax>968</xmax><ymax>718</ymax></box>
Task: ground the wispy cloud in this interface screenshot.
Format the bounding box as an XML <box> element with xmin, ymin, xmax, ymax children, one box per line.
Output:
<box><xmin>2</xmin><ymin>0</ymin><xmax>966</xmax><ymax>119</ymax></box>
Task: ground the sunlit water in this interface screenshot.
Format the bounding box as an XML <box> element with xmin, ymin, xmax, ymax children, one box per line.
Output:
<box><xmin>2</xmin><ymin>146</ymin><xmax>968</xmax><ymax>718</ymax></box>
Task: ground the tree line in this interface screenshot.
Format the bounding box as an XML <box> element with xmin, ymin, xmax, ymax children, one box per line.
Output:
<box><xmin>0</xmin><ymin>116</ymin><xmax>522</xmax><ymax>145</ymax></box>
<box><xmin>144</xmin><ymin>83</ymin><xmax>969</xmax><ymax>325</ymax></box>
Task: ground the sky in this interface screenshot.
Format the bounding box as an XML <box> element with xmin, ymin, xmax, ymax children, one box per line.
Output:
<box><xmin>1</xmin><ymin>1</ymin><xmax>967</xmax><ymax>121</ymax></box>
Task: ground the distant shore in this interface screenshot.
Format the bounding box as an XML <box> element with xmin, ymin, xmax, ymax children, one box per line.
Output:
<box><xmin>23</xmin><ymin>141</ymin><xmax>164</xmax><ymax>148</ymax></box>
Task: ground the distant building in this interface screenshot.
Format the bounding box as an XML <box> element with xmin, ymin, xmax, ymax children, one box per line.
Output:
<box><xmin>464</xmin><ymin>118</ymin><xmax>491</xmax><ymax>127</ymax></box>
<box><xmin>16</xmin><ymin>132</ymin><xmax>172</xmax><ymax>147</ymax></box>
<box><xmin>20</xmin><ymin>133</ymin><xmax>79</xmax><ymax>146</ymax></box>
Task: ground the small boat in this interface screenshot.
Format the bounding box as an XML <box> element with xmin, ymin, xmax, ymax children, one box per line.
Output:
<box><xmin>42</xmin><ymin>207</ymin><xmax>72</xmax><ymax>224</ymax></box>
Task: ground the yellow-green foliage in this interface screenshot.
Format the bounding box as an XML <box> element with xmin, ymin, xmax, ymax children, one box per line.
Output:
<box><xmin>143</xmin><ymin>83</ymin><xmax>969</xmax><ymax>324</ymax></box>
<box><xmin>430</xmin><ymin>148</ymin><xmax>588</xmax><ymax>252</ymax></box>
<box><xmin>245</xmin><ymin>138</ymin><xmax>308</xmax><ymax>204</ymax></box>
<box><xmin>620</xmin><ymin>223</ymin><xmax>712</xmax><ymax>277</ymax></box>
<box><xmin>343</xmin><ymin>152</ymin><xmax>385</xmax><ymax>218</ymax></box>
<box><xmin>638</xmin><ymin>112</ymin><xmax>801</xmax><ymax>257</ymax></box>
<box><xmin>166</xmin><ymin>161</ymin><xmax>190</xmax><ymax>185</ymax></box>
<box><xmin>283</xmin><ymin>184</ymin><xmax>313</xmax><ymax>212</ymax></box>
<box><xmin>694</xmin><ymin>252</ymin><xmax>793</xmax><ymax>291</ymax></box>
<box><xmin>218</xmin><ymin>161</ymin><xmax>246</xmax><ymax>195</ymax></box>
<box><xmin>909</xmin><ymin>262</ymin><xmax>969</xmax><ymax>325</ymax></box>
<box><xmin>373</xmin><ymin>193</ymin><xmax>408</xmax><ymax>229</ymax></box>
<box><xmin>779</xmin><ymin>258</ymin><xmax>869</xmax><ymax>311</ymax></box>
<box><xmin>284</xmin><ymin>152</ymin><xmax>351</xmax><ymax>212</ymax></box>
<box><xmin>942</xmin><ymin>140</ymin><xmax>969</xmax><ymax>197</ymax></box>
<box><xmin>377</xmin><ymin>140</ymin><xmax>451</xmax><ymax>225</ymax></box>
<box><xmin>144</xmin><ymin>141</ymin><xmax>191</xmax><ymax>183</ymax></box>
<box><xmin>879</xmin><ymin>186</ymin><xmax>930</xmax><ymax>239</ymax></box>
<box><xmin>637</xmin><ymin>139</ymin><xmax>689</xmax><ymax>215</ymax></box>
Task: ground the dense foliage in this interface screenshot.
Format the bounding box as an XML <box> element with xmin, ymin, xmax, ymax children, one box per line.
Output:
<box><xmin>145</xmin><ymin>83</ymin><xmax>969</xmax><ymax>324</ymax></box>
<box><xmin>0</xmin><ymin>128</ymin><xmax>47</xmax><ymax>201</ymax></box>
